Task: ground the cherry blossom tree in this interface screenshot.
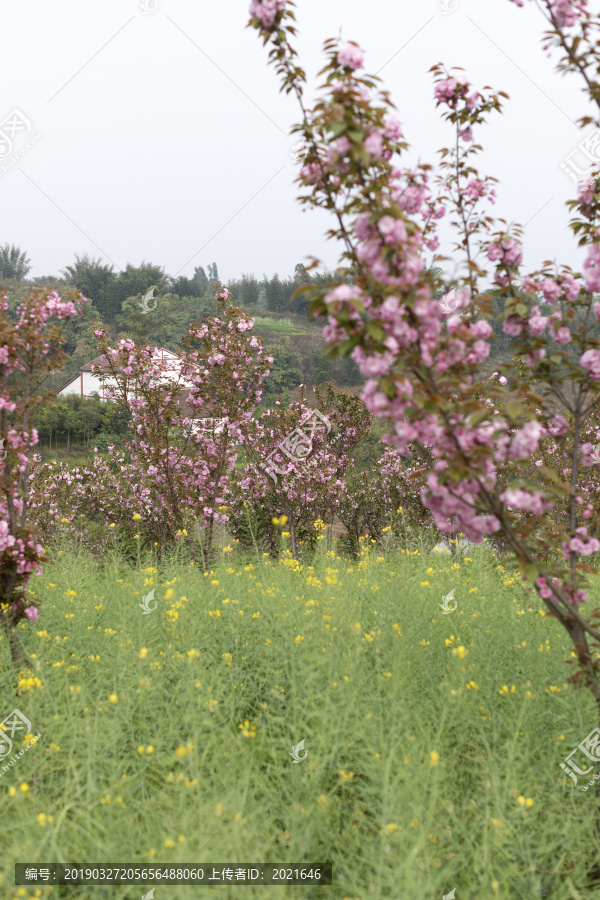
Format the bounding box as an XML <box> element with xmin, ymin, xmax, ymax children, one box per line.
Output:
<box><xmin>227</xmin><ymin>382</ymin><xmax>371</xmax><ymax>558</ymax></box>
<box><xmin>86</xmin><ymin>286</ymin><xmax>273</xmax><ymax>564</ymax></box>
<box><xmin>248</xmin><ymin>0</ymin><xmax>600</xmax><ymax>712</ymax></box>
<box><xmin>0</xmin><ymin>288</ymin><xmax>85</xmax><ymax>670</ymax></box>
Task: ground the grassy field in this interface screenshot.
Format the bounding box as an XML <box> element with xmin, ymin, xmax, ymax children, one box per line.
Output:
<box><xmin>2</xmin><ymin>538</ymin><xmax>600</xmax><ymax>899</ymax></box>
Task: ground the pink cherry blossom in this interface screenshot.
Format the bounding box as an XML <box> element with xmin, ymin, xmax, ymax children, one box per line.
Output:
<box><xmin>580</xmin><ymin>349</ymin><xmax>600</xmax><ymax>379</ymax></box>
<box><xmin>337</xmin><ymin>42</ymin><xmax>364</xmax><ymax>69</ymax></box>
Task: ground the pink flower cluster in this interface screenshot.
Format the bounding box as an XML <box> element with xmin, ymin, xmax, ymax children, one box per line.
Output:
<box><xmin>583</xmin><ymin>243</ymin><xmax>600</xmax><ymax>292</ymax></box>
<box><xmin>337</xmin><ymin>42</ymin><xmax>364</xmax><ymax>70</ymax></box>
<box><xmin>562</xmin><ymin>526</ymin><xmax>600</xmax><ymax>558</ymax></box>
<box><xmin>249</xmin><ymin>0</ymin><xmax>286</xmax><ymax>27</ymax></box>
<box><xmin>508</xmin><ymin>0</ymin><xmax>586</xmax><ymax>26</ymax></box>
<box><xmin>500</xmin><ymin>487</ymin><xmax>548</xmax><ymax>514</ymax></box>
<box><xmin>487</xmin><ymin>238</ymin><xmax>523</xmax><ymax>267</ymax></box>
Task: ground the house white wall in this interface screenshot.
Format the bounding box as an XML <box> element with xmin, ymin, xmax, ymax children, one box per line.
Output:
<box><xmin>57</xmin><ymin>349</ymin><xmax>196</xmax><ymax>402</ymax></box>
<box><xmin>57</xmin><ymin>371</ymin><xmax>121</xmax><ymax>401</ymax></box>
<box><xmin>56</xmin><ymin>348</ymin><xmax>225</xmax><ymax>434</ymax></box>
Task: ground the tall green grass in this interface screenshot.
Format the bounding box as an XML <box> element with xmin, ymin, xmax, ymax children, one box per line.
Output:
<box><xmin>1</xmin><ymin>540</ymin><xmax>600</xmax><ymax>899</ymax></box>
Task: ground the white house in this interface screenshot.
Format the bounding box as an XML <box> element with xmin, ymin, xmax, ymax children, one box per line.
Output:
<box><xmin>56</xmin><ymin>347</ymin><xmax>189</xmax><ymax>401</ymax></box>
<box><xmin>57</xmin><ymin>346</ymin><xmax>225</xmax><ymax>434</ymax></box>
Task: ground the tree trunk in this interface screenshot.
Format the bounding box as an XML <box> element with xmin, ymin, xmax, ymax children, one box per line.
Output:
<box><xmin>289</xmin><ymin>516</ymin><xmax>297</xmax><ymax>559</ymax></box>
<box><xmin>3</xmin><ymin>615</ymin><xmax>29</xmax><ymax>671</ymax></box>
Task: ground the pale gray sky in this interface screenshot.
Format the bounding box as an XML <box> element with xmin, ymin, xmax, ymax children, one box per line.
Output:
<box><xmin>2</xmin><ymin>0</ymin><xmax>596</xmax><ymax>286</ymax></box>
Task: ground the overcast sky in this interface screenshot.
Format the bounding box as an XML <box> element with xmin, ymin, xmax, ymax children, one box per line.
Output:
<box><xmin>3</xmin><ymin>0</ymin><xmax>597</xmax><ymax>288</ymax></box>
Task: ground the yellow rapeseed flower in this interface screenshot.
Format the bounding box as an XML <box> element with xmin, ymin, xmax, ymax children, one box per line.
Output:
<box><xmin>430</xmin><ymin>751</ymin><xmax>440</xmax><ymax>767</ymax></box>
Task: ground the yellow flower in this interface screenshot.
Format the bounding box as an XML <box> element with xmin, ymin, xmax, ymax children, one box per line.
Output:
<box><xmin>452</xmin><ymin>645</ymin><xmax>468</xmax><ymax>660</ymax></box>
<box><xmin>20</xmin><ymin>783</ymin><xmax>29</xmax><ymax>793</ymax></box>
<box><xmin>149</xmin><ymin>848</ymin><xmax>156</xmax><ymax>858</ymax></box>
<box><xmin>339</xmin><ymin>770</ymin><xmax>354</xmax><ymax>782</ymax></box>
<box><xmin>132</xmin><ymin>513</ymin><xmax>142</xmax><ymax>520</ymax></box>
<box><xmin>9</xmin><ymin>787</ymin><xmax>17</xmax><ymax>797</ymax></box>
<box><xmin>178</xmin><ymin>834</ymin><xmax>185</xmax><ymax>843</ymax></box>
<box><xmin>164</xmin><ymin>589</ymin><xmax>174</xmax><ymax>600</ymax></box>
<box><xmin>108</xmin><ymin>693</ymin><xmax>118</xmax><ymax>704</ymax></box>
<box><xmin>109</xmin><ymin>523</ymin><xmax>116</xmax><ymax>529</ymax></box>
<box><xmin>175</xmin><ymin>743</ymin><xmax>194</xmax><ymax>757</ymax></box>
<box><xmin>430</xmin><ymin>751</ymin><xmax>440</xmax><ymax>767</ymax></box>
<box><xmin>139</xmin><ymin>648</ymin><xmax>148</xmax><ymax>659</ymax></box>
<box><xmin>164</xmin><ymin>838</ymin><xmax>175</xmax><ymax>848</ymax></box>
<box><xmin>146</xmin><ymin>746</ymin><xmax>154</xmax><ymax>755</ymax></box>
<box><xmin>238</xmin><ymin>720</ymin><xmax>257</xmax><ymax>738</ymax></box>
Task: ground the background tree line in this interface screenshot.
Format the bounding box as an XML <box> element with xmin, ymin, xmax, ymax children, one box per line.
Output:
<box><xmin>1</xmin><ymin>242</ymin><xmax>570</xmax><ymax>455</ymax></box>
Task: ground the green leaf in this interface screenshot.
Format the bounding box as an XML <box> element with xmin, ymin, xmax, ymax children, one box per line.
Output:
<box><xmin>366</xmin><ymin>322</ymin><xmax>385</xmax><ymax>342</ymax></box>
<box><xmin>504</xmin><ymin>401</ymin><xmax>523</xmax><ymax>420</ymax></box>
<box><xmin>379</xmin><ymin>377</ymin><xmax>396</xmax><ymax>398</ymax></box>
<box><xmin>520</xmin><ymin>562</ymin><xmax>539</xmax><ymax>584</ymax></box>
<box><xmin>468</xmin><ymin>408</ymin><xmax>490</xmax><ymax>427</ymax></box>
<box><xmin>329</xmin><ymin>122</ymin><xmax>347</xmax><ymax>138</ymax></box>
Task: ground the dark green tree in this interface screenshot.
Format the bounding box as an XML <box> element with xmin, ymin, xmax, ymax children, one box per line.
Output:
<box><xmin>265</xmin><ymin>273</ymin><xmax>287</xmax><ymax>313</ymax></box>
<box><xmin>262</xmin><ymin>336</ymin><xmax>303</xmax><ymax>396</ymax></box>
<box><xmin>62</xmin><ymin>254</ymin><xmax>117</xmax><ymax>321</ymax></box>
<box><xmin>194</xmin><ymin>266</ymin><xmax>208</xmax><ymax>293</ymax></box>
<box><xmin>0</xmin><ymin>243</ymin><xmax>32</xmax><ymax>280</ymax></box>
